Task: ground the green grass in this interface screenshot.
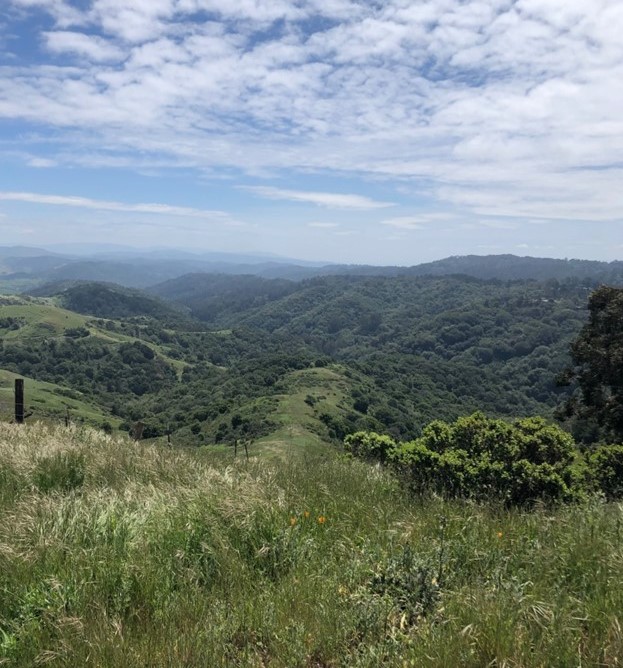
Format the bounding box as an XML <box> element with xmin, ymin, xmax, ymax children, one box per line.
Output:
<box><xmin>0</xmin><ymin>301</ymin><xmax>90</xmax><ymax>340</ymax></box>
<box><xmin>0</xmin><ymin>300</ymin><xmax>189</xmax><ymax>378</ymax></box>
<box><xmin>0</xmin><ymin>369</ymin><xmax>121</xmax><ymax>428</ymax></box>
<box><xmin>253</xmin><ymin>366</ymin><xmax>352</xmax><ymax>459</ymax></box>
<box><xmin>1</xmin><ymin>423</ymin><xmax>621</xmax><ymax>666</ymax></box>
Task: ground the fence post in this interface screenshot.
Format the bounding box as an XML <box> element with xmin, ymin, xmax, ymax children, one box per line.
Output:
<box><xmin>14</xmin><ymin>379</ymin><xmax>24</xmax><ymax>424</ymax></box>
<box><xmin>132</xmin><ymin>421</ymin><xmax>144</xmax><ymax>442</ymax></box>
<box><xmin>65</xmin><ymin>407</ymin><xmax>71</xmax><ymax>427</ymax></box>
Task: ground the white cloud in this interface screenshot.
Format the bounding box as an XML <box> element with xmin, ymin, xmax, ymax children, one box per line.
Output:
<box><xmin>44</xmin><ymin>31</ymin><xmax>124</xmax><ymax>62</ymax></box>
<box><xmin>2</xmin><ymin>0</ymin><xmax>623</xmax><ymax>225</ymax></box>
<box><xmin>26</xmin><ymin>157</ymin><xmax>57</xmax><ymax>168</ymax></box>
<box><xmin>381</xmin><ymin>214</ymin><xmax>454</xmax><ymax>230</ymax></box>
<box><xmin>0</xmin><ymin>191</ymin><xmax>235</xmax><ymax>222</ymax></box>
<box><xmin>243</xmin><ymin>186</ymin><xmax>394</xmax><ymax>210</ymax></box>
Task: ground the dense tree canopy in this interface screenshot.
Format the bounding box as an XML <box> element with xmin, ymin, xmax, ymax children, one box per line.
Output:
<box><xmin>565</xmin><ymin>286</ymin><xmax>623</xmax><ymax>442</ymax></box>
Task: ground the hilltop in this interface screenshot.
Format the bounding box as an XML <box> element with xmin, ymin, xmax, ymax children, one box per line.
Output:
<box><xmin>1</xmin><ymin>245</ymin><xmax>623</xmax><ymax>293</ymax></box>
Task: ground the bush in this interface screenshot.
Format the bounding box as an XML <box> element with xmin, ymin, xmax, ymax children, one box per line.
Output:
<box><xmin>589</xmin><ymin>445</ymin><xmax>623</xmax><ymax>500</ymax></box>
<box><xmin>352</xmin><ymin>413</ymin><xmax>587</xmax><ymax>506</ymax></box>
<box><xmin>344</xmin><ymin>431</ymin><xmax>396</xmax><ymax>464</ymax></box>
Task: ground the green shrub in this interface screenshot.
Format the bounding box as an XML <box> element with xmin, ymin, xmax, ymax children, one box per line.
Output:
<box><xmin>344</xmin><ymin>431</ymin><xmax>397</xmax><ymax>463</ymax></box>
<box><xmin>368</xmin><ymin>546</ymin><xmax>440</xmax><ymax>625</ymax></box>
<box><xmin>590</xmin><ymin>445</ymin><xmax>623</xmax><ymax>499</ymax></box>
<box><xmin>354</xmin><ymin>413</ymin><xmax>586</xmax><ymax>505</ymax></box>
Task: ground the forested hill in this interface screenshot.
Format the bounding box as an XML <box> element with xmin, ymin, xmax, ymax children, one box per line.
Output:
<box><xmin>148</xmin><ymin>273</ymin><xmax>591</xmax><ymax>438</ymax></box>
<box><xmin>402</xmin><ymin>255</ymin><xmax>623</xmax><ymax>281</ymax></box>
<box><xmin>30</xmin><ymin>281</ymin><xmax>190</xmax><ymax>322</ymax></box>
<box><xmin>148</xmin><ymin>274</ymin><xmax>297</xmax><ymax>323</ymax></box>
<box><xmin>0</xmin><ymin>269</ymin><xmax>607</xmax><ymax>445</ymax></box>
<box><xmin>3</xmin><ymin>247</ymin><xmax>623</xmax><ymax>292</ymax></box>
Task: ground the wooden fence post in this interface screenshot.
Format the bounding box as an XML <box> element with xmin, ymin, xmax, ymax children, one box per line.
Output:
<box><xmin>132</xmin><ymin>421</ymin><xmax>144</xmax><ymax>442</ymax></box>
<box><xmin>14</xmin><ymin>379</ymin><xmax>24</xmax><ymax>424</ymax></box>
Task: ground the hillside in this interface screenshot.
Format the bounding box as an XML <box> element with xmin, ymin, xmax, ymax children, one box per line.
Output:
<box><xmin>404</xmin><ymin>254</ymin><xmax>623</xmax><ymax>281</ymax></box>
<box><xmin>2</xmin><ymin>244</ymin><xmax>623</xmax><ymax>293</ymax></box>
<box><xmin>147</xmin><ymin>274</ymin><xmax>591</xmax><ymax>437</ymax></box>
<box><xmin>1</xmin><ymin>422</ymin><xmax>621</xmax><ymax>666</ymax></box>
<box><xmin>0</xmin><ymin>270</ymin><xmax>598</xmax><ymax>443</ymax></box>
<box><xmin>30</xmin><ymin>281</ymin><xmax>189</xmax><ymax>321</ymax></box>
<box><xmin>0</xmin><ymin>297</ymin><xmax>196</xmax><ymax>428</ymax></box>
<box><xmin>0</xmin><ymin>368</ymin><xmax>120</xmax><ymax>428</ymax></box>
<box><xmin>148</xmin><ymin>273</ymin><xmax>297</xmax><ymax>323</ymax></box>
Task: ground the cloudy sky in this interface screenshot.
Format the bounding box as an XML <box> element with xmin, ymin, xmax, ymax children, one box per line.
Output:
<box><xmin>1</xmin><ymin>0</ymin><xmax>622</xmax><ymax>264</ymax></box>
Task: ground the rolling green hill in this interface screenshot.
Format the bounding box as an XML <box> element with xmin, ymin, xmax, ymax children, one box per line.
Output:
<box><xmin>0</xmin><ymin>368</ymin><xmax>121</xmax><ymax>428</ymax></box>
<box><xmin>147</xmin><ymin>274</ymin><xmax>591</xmax><ymax>438</ymax></box>
<box><xmin>29</xmin><ymin>281</ymin><xmax>190</xmax><ymax>322</ymax></box>
<box><xmin>0</xmin><ymin>270</ymin><xmax>605</xmax><ymax>446</ymax></box>
<box><xmin>0</xmin><ymin>297</ymin><xmax>92</xmax><ymax>340</ymax></box>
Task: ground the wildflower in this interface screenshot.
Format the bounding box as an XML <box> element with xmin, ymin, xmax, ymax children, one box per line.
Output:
<box><xmin>304</xmin><ymin>511</ymin><xmax>310</xmax><ymax>519</ymax></box>
<box><xmin>317</xmin><ymin>515</ymin><xmax>326</xmax><ymax>524</ymax></box>
<box><xmin>290</xmin><ymin>517</ymin><xmax>297</xmax><ymax>527</ymax></box>
<box><xmin>497</xmin><ymin>531</ymin><xmax>503</xmax><ymax>539</ymax></box>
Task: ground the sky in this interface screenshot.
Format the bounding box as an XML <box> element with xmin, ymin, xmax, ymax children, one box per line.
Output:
<box><xmin>0</xmin><ymin>0</ymin><xmax>622</xmax><ymax>265</ymax></box>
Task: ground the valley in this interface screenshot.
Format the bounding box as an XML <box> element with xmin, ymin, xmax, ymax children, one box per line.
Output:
<box><xmin>2</xmin><ymin>253</ymin><xmax>623</xmax><ymax>666</ymax></box>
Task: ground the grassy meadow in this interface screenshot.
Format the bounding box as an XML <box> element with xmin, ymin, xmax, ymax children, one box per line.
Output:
<box><xmin>0</xmin><ymin>370</ymin><xmax>122</xmax><ymax>428</ymax></box>
<box><xmin>0</xmin><ymin>422</ymin><xmax>622</xmax><ymax>667</ymax></box>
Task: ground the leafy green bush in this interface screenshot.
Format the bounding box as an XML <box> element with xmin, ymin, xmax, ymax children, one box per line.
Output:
<box><xmin>589</xmin><ymin>445</ymin><xmax>623</xmax><ymax>499</ymax></box>
<box><xmin>349</xmin><ymin>413</ymin><xmax>589</xmax><ymax>505</ymax></box>
<box><xmin>344</xmin><ymin>431</ymin><xmax>397</xmax><ymax>463</ymax></box>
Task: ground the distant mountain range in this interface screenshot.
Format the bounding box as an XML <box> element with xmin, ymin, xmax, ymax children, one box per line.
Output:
<box><xmin>1</xmin><ymin>245</ymin><xmax>623</xmax><ymax>292</ymax></box>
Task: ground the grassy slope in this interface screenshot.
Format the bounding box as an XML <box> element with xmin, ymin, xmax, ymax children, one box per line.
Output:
<box><xmin>254</xmin><ymin>366</ymin><xmax>351</xmax><ymax>458</ymax></box>
<box><xmin>0</xmin><ymin>423</ymin><xmax>621</xmax><ymax>667</ymax></box>
<box><xmin>0</xmin><ymin>369</ymin><xmax>122</xmax><ymax>428</ymax></box>
<box><xmin>0</xmin><ymin>301</ymin><xmax>90</xmax><ymax>339</ymax></box>
<box><xmin>0</xmin><ymin>299</ymin><xmax>187</xmax><ymax>379</ymax></box>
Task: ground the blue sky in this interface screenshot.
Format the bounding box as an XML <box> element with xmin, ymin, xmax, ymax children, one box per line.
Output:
<box><xmin>0</xmin><ymin>0</ymin><xmax>622</xmax><ymax>264</ymax></box>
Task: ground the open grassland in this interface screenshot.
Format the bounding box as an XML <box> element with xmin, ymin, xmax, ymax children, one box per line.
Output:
<box><xmin>0</xmin><ymin>301</ymin><xmax>89</xmax><ymax>339</ymax></box>
<box><xmin>0</xmin><ymin>370</ymin><xmax>121</xmax><ymax>428</ymax></box>
<box><xmin>254</xmin><ymin>367</ymin><xmax>353</xmax><ymax>458</ymax></box>
<box><xmin>0</xmin><ymin>423</ymin><xmax>622</xmax><ymax>667</ymax></box>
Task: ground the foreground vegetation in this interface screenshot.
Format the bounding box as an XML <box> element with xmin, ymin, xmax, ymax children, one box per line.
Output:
<box><xmin>1</xmin><ymin>423</ymin><xmax>622</xmax><ymax>666</ymax></box>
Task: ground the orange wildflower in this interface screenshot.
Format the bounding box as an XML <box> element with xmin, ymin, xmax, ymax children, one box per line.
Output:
<box><xmin>318</xmin><ymin>516</ymin><xmax>326</xmax><ymax>525</ymax></box>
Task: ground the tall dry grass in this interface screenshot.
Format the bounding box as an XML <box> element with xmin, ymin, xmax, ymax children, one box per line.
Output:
<box><xmin>1</xmin><ymin>422</ymin><xmax>622</xmax><ymax>666</ymax></box>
